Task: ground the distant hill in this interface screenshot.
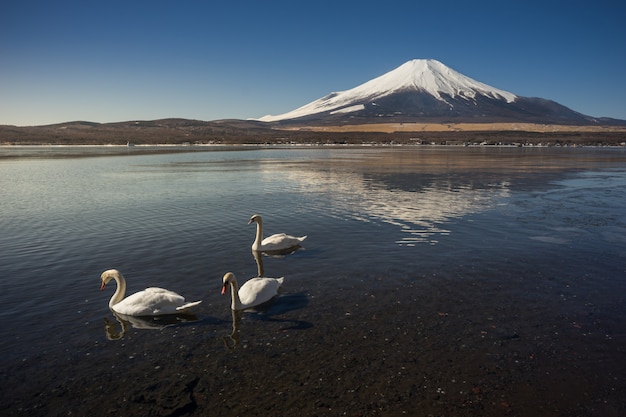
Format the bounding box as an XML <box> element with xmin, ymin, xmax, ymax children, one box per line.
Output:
<box><xmin>0</xmin><ymin>119</ymin><xmax>278</xmax><ymax>145</ymax></box>
<box><xmin>2</xmin><ymin>117</ymin><xmax>625</xmax><ymax>147</ymax></box>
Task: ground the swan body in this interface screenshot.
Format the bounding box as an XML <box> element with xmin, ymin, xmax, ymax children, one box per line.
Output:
<box><xmin>100</xmin><ymin>269</ymin><xmax>202</xmax><ymax>316</ymax></box>
<box><xmin>221</xmin><ymin>272</ymin><xmax>284</xmax><ymax>311</ymax></box>
<box><xmin>248</xmin><ymin>214</ymin><xmax>307</xmax><ymax>252</ymax></box>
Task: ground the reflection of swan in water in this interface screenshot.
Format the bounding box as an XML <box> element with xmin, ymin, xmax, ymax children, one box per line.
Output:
<box><xmin>100</xmin><ymin>269</ymin><xmax>201</xmax><ymax>316</ymax></box>
<box><xmin>104</xmin><ymin>316</ymin><xmax>130</xmax><ymax>340</ymax></box>
<box><xmin>221</xmin><ymin>272</ymin><xmax>284</xmax><ymax>311</ymax></box>
<box><xmin>104</xmin><ymin>311</ymin><xmax>199</xmax><ymax>340</ymax></box>
<box><xmin>252</xmin><ymin>249</ymin><xmax>264</xmax><ymax>277</ymax></box>
<box><xmin>248</xmin><ymin>214</ymin><xmax>307</xmax><ymax>253</ymax></box>
<box><xmin>223</xmin><ymin>309</ymin><xmax>242</xmax><ymax>351</ymax></box>
<box><xmin>222</xmin><ymin>293</ymin><xmax>312</xmax><ymax>351</ymax></box>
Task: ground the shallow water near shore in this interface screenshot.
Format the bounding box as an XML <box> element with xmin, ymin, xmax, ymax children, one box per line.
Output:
<box><xmin>1</xmin><ymin>145</ymin><xmax>625</xmax><ymax>416</ymax></box>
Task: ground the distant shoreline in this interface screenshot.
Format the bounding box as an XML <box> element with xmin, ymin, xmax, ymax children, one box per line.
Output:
<box><xmin>1</xmin><ymin>141</ymin><xmax>625</xmax><ymax>161</ymax></box>
<box><xmin>1</xmin><ymin>120</ymin><xmax>625</xmax><ymax>147</ymax></box>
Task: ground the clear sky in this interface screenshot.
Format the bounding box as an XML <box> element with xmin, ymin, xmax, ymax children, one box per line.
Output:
<box><xmin>2</xmin><ymin>0</ymin><xmax>625</xmax><ymax>126</ymax></box>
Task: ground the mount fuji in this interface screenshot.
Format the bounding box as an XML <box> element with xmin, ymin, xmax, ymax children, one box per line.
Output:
<box><xmin>258</xmin><ymin>59</ymin><xmax>614</xmax><ymax>126</ymax></box>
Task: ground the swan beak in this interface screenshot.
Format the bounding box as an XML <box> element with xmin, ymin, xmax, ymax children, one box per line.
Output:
<box><xmin>221</xmin><ymin>283</ymin><xmax>228</xmax><ymax>295</ymax></box>
<box><xmin>247</xmin><ymin>218</ymin><xmax>253</xmax><ymax>225</ymax></box>
<box><xmin>100</xmin><ymin>281</ymin><xmax>106</xmax><ymax>291</ymax></box>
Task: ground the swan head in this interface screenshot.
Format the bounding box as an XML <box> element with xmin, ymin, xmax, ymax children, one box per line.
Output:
<box><xmin>221</xmin><ymin>272</ymin><xmax>237</xmax><ymax>295</ymax></box>
<box><xmin>248</xmin><ymin>214</ymin><xmax>262</xmax><ymax>225</ymax></box>
<box><xmin>100</xmin><ymin>269</ymin><xmax>120</xmax><ymax>291</ymax></box>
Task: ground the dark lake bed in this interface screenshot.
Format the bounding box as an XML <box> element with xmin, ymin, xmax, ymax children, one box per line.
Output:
<box><xmin>1</xmin><ymin>145</ymin><xmax>625</xmax><ymax>416</ymax></box>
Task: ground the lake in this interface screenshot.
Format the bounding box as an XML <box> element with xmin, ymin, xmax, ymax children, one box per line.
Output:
<box><xmin>1</xmin><ymin>145</ymin><xmax>625</xmax><ymax>416</ymax></box>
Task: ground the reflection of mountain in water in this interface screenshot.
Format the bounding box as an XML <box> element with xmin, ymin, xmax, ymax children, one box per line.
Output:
<box><xmin>275</xmin><ymin>164</ymin><xmax>510</xmax><ymax>245</ymax></box>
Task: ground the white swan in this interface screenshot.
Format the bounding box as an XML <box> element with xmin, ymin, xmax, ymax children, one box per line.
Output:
<box><xmin>221</xmin><ymin>272</ymin><xmax>284</xmax><ymax>311</ymax></box>
<box><xmin>248</xmin><ymin>214</ymin><xmax>307</xmax><ymax>252</ymax></box>
<box><xmin>100</xmin><ymin>269</ymin><xmax>202</xmax><ymax>316</ymax></box>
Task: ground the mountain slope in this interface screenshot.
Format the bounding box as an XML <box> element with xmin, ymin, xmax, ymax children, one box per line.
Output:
<box><xmin>258</xmin><ymin>59</ymin><xmax>608</xmax><ymax>125</ymax></box>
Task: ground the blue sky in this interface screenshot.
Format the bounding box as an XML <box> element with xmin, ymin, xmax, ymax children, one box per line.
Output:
<box><xmin>2</xmin><ymin>0</ymin><xmax>625</xmax><ymax>126</ymax></box>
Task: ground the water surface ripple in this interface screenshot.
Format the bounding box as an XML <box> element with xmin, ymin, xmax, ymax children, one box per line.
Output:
<box><xmin>1</xmin><ymin>146</ymin><xmax>625</xmax><ymax>416</ymax></box>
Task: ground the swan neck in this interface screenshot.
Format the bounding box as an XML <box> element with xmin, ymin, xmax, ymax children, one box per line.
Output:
<box><xmin>109</xmin><ymin>273</ymin><xmax>126</xmax><ymax>309</ymax></box>
<box><xmin>252</xmin><ymin>219</ymin><xmax>263</xmax><ymax>250</ymax></box>
<box><xmin>229</xmin><ymin>279</ymin><xmax>243</xmax><ymax>310</ymax></box>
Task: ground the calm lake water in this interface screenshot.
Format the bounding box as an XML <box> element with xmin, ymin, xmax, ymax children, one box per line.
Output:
<box><xmin>1</xmin><ymin>145</ymin><xmax>625</xmax><ymax>416</ymax></box>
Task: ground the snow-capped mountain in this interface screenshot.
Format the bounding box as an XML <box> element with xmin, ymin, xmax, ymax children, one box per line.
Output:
<box><xmin>258</xmin><ymin>59</ymin><xmax>603</xmax><ymax>125</ymax></box>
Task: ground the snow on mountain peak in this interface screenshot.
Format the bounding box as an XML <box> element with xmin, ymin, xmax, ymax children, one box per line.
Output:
<box><xmin>391</xmin><ymin>59</ymin><xmax>517</xmax><ymax>102</ymax></box>
<box><xmin>259</xmin><ymin>59</ymin><xmax>517</xmax><ymax>122</ymax></box>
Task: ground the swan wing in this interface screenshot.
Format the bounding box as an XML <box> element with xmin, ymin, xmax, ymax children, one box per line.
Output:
<box><xmin>176</xmin><ymin>300</ymin><xmax>202</xmax><ymax>311</ymax></box>
<box><xmin>112</xmin><ymin>287</ymin><xmax>201</xmax><ymax>316</ymax></box>
<box><xmin>238</xmin><ymin>277</ymin><xmax>284</xmax><ymax>308</ymax></box>
<box><xmin>260</xmin><ymin>233</ymin><xmax>307</xmax><ymax>251</ymax></box>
